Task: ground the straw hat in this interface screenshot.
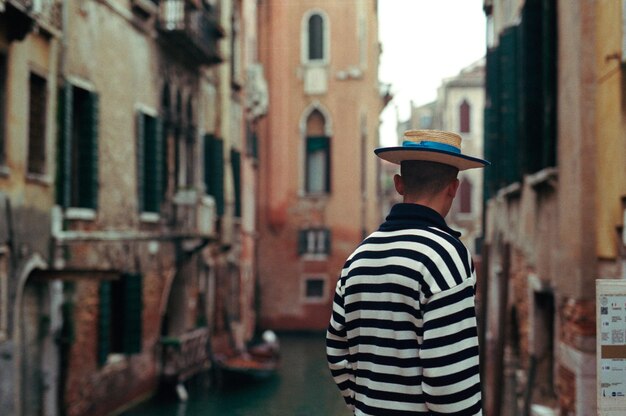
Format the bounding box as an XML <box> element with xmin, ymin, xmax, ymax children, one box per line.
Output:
<box><xmin>374</xmin><ymin>129</ymin><xmax>490</xmax><ymax>170</ymax></box>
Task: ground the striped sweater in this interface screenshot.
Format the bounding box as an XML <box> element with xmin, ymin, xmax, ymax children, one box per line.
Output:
<box><xmin>326</xmin><ymin>203</ymin><xmax>482</xmax><ymax>415</ymax></box>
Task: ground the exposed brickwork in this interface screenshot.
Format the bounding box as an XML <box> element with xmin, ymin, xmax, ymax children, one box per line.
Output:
<box><xmin>558</xmin><ymin>365</ymin><xmax>576</xmax><ymax>416</ymax></box>
<box><xmin>561</xmin><ymin>298</ymin><xmax>596</xmax><ymax>351</ymax></box>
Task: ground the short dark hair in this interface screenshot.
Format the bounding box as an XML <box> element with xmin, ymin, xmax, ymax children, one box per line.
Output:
<box><xmin>400</xmin><ymin>161</ymin><xmax>459</xmax><ymax>198</ymax></box>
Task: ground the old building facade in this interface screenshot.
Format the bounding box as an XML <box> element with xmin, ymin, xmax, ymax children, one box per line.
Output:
<box><xmin>0</xmin><ymin>0</ymin><xmax>265</xmax><ymax>415</ymax></box>
<box><xmin>481</xmin><ymin>0</ymin><xmax>626</xmax><ymax>415</ymax></box>
<box><xmin>256</xmin><ymin>0</ymin><xmax>385</xmax><ymax>330</ymax></box>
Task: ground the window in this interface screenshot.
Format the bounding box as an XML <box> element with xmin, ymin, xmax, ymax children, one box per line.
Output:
<box><xmin>0</xmin><ymin>246</ymin><xmax>8</xmax><ymax>341</ymax></box>
<box><xmin>0</xmin><ymin>54</ymin><xmax>6</xmax><ymax>167</ymax></box>
<box><xmin>298</xmin><ymin>228</ymin><xmax>331</xmax><ymax>257</ymax></box>
<box><xmin>304</xmin><ymin>276</ymin><xmax>326</xmax><ymax>301</ymax></box>
<box><xmin>137</xmin><ymin>111</ymin><xmax>163</xmax><ymax>214</ymax></box>
<box><xmin>306</xmin><ymin>137</ymin><xmax>330</xmax><ymax>194</ymax></box>
<box><xmin>304</xmin><ymin>109</ymin><xmax>330</xmax><ymax>194</ymax></box>
<box><xmin>231</xmin><ymin>148</ymin><xmax>241</xmax><ymax>218</ymax></box>
<box><xmin>28</xmin><ymin>72</ymin><xmax>48</xmax><ymax>176</ymax></box>
<box><xmin>58</xmin><ymin>82</ymin><xmax>99</xmax><ymax>210</ymax></box>
<box><xmin>204</xmin><ymin>134</ymin><xmax>225</xmax><ymax>216</ymax></box>
<box><xmin>98</xmin><ymin>273</ymin><xmax>142</xmax><ymax>366</ymax></box>
<box><xmin>308</xmin><ymin>14</ymin><xmax>324</xmax><ymax>61</ymax></box>
<box><xmin>302</xmin><ymin>10</ymin><xmax>329</xmax><ymax>64</ymax></box>
<box><xmin>459</xmin><ymin>178</ymin><xmax>472</xmax><ymax>214</ymax></box>
<box><xmin>459</xmin><ymin>99</ymin><xmax>471</xmax><ymax>133</ymax></box>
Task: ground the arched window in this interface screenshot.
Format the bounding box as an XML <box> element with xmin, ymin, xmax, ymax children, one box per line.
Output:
<box><xmin>308</xmin><ymin>14</ymin><xmax>324</xmax><ymax>61</ymax></box>
<box><xmin>459</xmin><ymin>178</ymin><xmax>472</xmax><ymax>214</ymax></box>
<box><xmin>305</xmin><ymin>109</ymin><xmax>330</xmax><ymax>194</ymax></box>
<box><xmin>302</xmin><ymin>11</ymin><xmax>329</xmax><ymax>64</ymax></box>
<box><xmin>459</xmin><ymin>99</ymin><xmax>471</xmax><ymax>133</ymax></box>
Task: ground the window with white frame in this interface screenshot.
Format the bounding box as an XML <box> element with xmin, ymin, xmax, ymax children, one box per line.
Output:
<box><xmin>298</xmin><ymin>228</ymin><xmax>331</xmax><ymax>257</ymax></box>
<box><xmin>28</xmin><ymin>72</ymin><xmax>48</xmax><ymax>176</ymax></box>
<box><xmin>308</xmin><ymin>14</ymin><xmax>324</xmax><ymax>61</ymax></box>
<box><xmin>303</xmin><ymin>275</ymin><xmax>326</xmax><ymax>302</ymax></box>
<box><xmin>304</xmin><ymin>109</ymin><xmax>331</xmax><ymax>194</ymax></box>
<box><xmin>136</xmin><ymin>109</ymin><xmax>163</xmax><ymax>214</ymax></box>
<box><xmin>459</xmin><ymin>99</ymin><xmax>471</xmax><ymax>133</ymax></box>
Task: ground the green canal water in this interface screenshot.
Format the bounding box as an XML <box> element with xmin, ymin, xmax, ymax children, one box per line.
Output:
<box><xmin>122</xmin><ymin>333</ymin><xmax>350</xmax><ymax>416</ymax></box>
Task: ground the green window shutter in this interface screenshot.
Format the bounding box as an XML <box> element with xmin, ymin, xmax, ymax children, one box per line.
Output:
<box><xmin>298</xmin><ymin>230</ymin><xmax>307</xmax><ymax>255</ymax></box>
<box><xmin>204</xmin><ymin>135</ymin><xmax>225</xmax><ymax>216</ymax></box>
<box><xmin>231</xmin><ymin>149</ymin><xmax>241</xmax><ymax>218</ymax></box>
<box><xmin>324</xmin><ymin>229</ymin><xmax>331</xmax><ymax>255</ymax></box>
<box><xmin>77</xmin><ymin>91</ymin><xmax>99</xmax><ymax>209</ymax></box>
<box><xmin>57</xmin><ymin>83</ymin><xmax>73</xmax><ymax>208</ymax></box>
<box><xmin>122</xmin><ymin>273</ymin><xmax>142</xmax><ymax>355</ymax></box>
<box><xmin>499</xmin><ymin>26</ymin><xmax>520</xmax><ymax>186</ymax></box>
<box><xmin>484</xmin><ymin>48</ymin><xmax>500</xmax><ymax>200</ymax></box>
<box><xmin>136</xmin><ymin>112</ymin><xmax>145</xmax><ymax>213</ymax></box>
<box><xmin>152</xmin><ymin>117</ymin><xmax>163</xmax><ymax>212</ymax></box>
<box><xmin>98</xmin><ymin>280</ymin><xmax>112</xmax><ymax>366</ymax></box>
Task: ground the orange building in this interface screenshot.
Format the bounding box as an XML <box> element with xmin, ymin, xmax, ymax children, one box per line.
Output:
<box><xmin>256</xmin><ymin>0</ymin><xmax>386</xmax><ymax>330</ymax></box>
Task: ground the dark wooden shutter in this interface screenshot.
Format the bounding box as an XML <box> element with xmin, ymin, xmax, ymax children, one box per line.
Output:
<box><xmin>136</xmin><ymin>112</ymin><xmax>145</xmax><ymax>213</ymax></box>
<box><xmin>298</xmin><ymin>230</ymin><xmax>307</xmax><ymax>255</ymax></box>
<box><xmin>88</xmin><ymin>92</ymin><xmax>99</xmax><ymax>209</ymax></box>
<box><xmin>122</xmin><ymin>273</ymin><xmax>142</xmax><ymax>355</ymax></box>
<box><xmin>231</xmin><ymin>149</ymin><xmax>241</xmax><ymax>218</ymax></box>
<box><xmin>153</xmin><ymin>117</ymin><xmax>164</xmax><ymax>212</ymax></box>
<box><xmin>57</xmin><ymin>83</ymin><xmax>73</xmax><ymax>208</ymax></box>
<box><xmin>98</xmin><ymin>280</ymin><xmax>111</xmax><ymax>366</ymax></box>
<box><xmin>499</xmin><ymin>26</ymin><xmax>521</xmax><ymax>186</ymax></box>
<box><xmin>204</xmin><ymin>135</ymin><xmax>225</xmax><ymax>216</ymax></box>
<box><xmin>324</xmin><ymin>228</ymin><xmax>331</xmax><ymax>254</ymax></box>
<box><xmin>484</xmin><ymin>47</ymin><xmax>500</xmax><ymax>200</ymax></box>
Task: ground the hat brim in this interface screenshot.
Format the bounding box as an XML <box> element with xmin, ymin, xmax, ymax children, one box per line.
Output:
<box><xmin>374</xmin><ymin>147</ymin><xmax>490</xmax><ymax>171</ymax></box>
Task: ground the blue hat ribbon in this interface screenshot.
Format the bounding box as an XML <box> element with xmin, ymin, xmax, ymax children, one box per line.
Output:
<box><xmin>402</xmin><ymin>140</ymin><xmax>460</xmax><ymax>154</ymax></box>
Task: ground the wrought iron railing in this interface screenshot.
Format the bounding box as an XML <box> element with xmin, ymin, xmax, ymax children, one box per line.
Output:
<box><xmin>157</xmin><ymin>0</ymin><xmax>223</xmax><ymax>65</ymax></box>
<box><xmin>8</xmin><ymin>0</ymin><xmax>62</xmax><ymax>32</ymax></box>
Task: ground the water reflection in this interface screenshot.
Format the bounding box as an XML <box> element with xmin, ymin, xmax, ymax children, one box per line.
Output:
<box><xmin>123</xmin><ymin>333</ymin><xmax>349</xmax><ymax>416</ymax></box>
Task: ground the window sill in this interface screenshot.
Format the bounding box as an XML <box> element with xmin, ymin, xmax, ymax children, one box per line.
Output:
<box><xmin>65</xmin><ymin>208</ymin><xmax>96</xmax><ymax>221</ymax></box>
<box><xmin>301</xmin><ymin>253</ymin><xmax>329</xmax><ymax>261</ymax></box>
<box><xmin>26</xmin><ymin>172</ymin><xmax>52</xmax><ymax>186</ymax></box>
<box><xmin>139</xmin><ymin>212</ymin><xmax>160</xmax><ymax>223</ymax></box>
<box><xmin>302</xmin><ymin>296</ymin><xmax>327</xmax><ymax>304</ymax></box>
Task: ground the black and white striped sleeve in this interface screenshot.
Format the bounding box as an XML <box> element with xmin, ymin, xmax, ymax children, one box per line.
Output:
<box><xmin>420</xmin><ymin>269</ymin><xmax>482</xmax><ymax>415</ymax></box>
<box><xmin>326</xmin><ymin>267</ymin><xmax>356</xmax><ymax>411</ymax></box>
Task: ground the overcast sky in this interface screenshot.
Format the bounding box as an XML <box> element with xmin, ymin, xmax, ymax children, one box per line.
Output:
<box><xmin>378</xmin><ymin>0</ymin><xmax>486</xmax><ymax>145</ymax></box>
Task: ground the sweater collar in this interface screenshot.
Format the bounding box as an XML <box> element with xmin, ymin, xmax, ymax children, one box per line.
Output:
<box><xmin>378</xmin><ymin>203</ymin><xmax>462</xmax><ymax>238</ymax></box>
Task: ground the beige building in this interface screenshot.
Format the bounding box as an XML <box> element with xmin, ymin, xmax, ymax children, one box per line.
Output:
<box><xmin>0</xmin><ymin>1</ymin><xmax>62</xmax><ymax>414</ymax></box>
<box><xmin>256</xmin><ymin>0</ymin><xmax>386</xmax><ymax>330</ymax></box>
<box><xmin>0</xmin><ymin>0</ymin><xmax>265</xmax><ymax>414</ymax></box>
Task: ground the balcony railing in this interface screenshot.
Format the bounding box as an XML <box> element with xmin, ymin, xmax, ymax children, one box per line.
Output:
<box><xmin>5</xmin><ymin>0</ymin><xmax>62</xmax><ymax>39</ymax></box>
<box><xmin>161</xmin><ymin>327</ymin><xmax>212</xmax><ymax>382</ymax></box>
<box><xmin>157</xmin><ymin>0</ymin><xmax>223</xmax><ymax>65</ymax></box>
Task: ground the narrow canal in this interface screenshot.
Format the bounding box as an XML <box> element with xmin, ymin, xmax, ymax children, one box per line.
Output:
<box><xmin>123</xmin><ymin>333</ymin><xmax>350</xmax><ymax>416</ymax></box>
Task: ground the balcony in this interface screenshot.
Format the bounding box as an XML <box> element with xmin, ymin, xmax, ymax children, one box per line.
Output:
<box><xmin>173</xmin><ymin>189</ymin><xmax>216</xmax><ymax>233</ymax></box>
<box><xmin>3</xmin><ymin>0</ymin><xmax>62</xmax><ymax>41</ymax></box>
<box><xmin>161</xmin><ymin>327</ymin><xmax>212</xmax><ymax>383</ymax></box>
<box><xmin>157</xmin><ymin>0</ymin><xmax>223</xmax><ymax>66</ymax></box>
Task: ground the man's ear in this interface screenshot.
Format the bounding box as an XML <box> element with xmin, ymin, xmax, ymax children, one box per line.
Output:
<box><xmin>447</xmin><ymin>178</ymin><xmax>460</xmax><ymax>198</ymax></box>
<box><xmin>393</xmin><ymin>174</ymin><xmax>405</xmax><ymax>196</ymax></box>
